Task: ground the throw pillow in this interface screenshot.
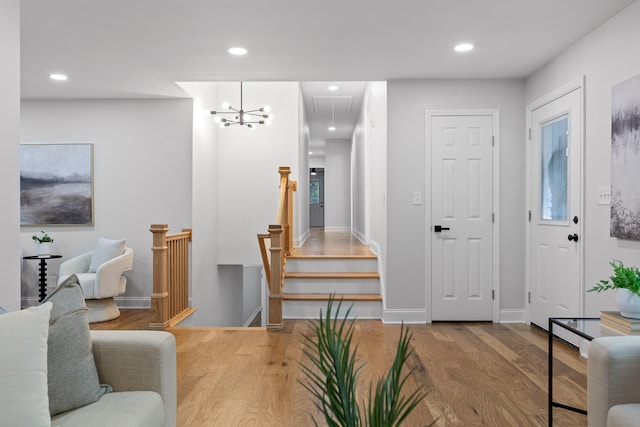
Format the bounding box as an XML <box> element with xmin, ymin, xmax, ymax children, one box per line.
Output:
<box><xmin>0</xmin><ymin>303</ymin><xmax>52</xmax><ymax>427</ymax></box>
<box><xmin>42</xmin><ymin>275</ymin><xmax>111</xmax><ymax>415</ymax></box>
<box><xmin>88</xmin><ymin>237</ymin><xmax>125</xmax><ymax>273</ymax></box>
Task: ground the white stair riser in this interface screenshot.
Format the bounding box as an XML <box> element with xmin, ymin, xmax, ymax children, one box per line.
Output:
<box><xmin>284</xmin><ymin>278</ymin><xmax>380</xmax><ymax>294</ymax></box>
<box><xmin>283</xmin><ymin>300</ymin><xmax>382</xmax><ymax>319</ymax></box>
<box><xmin>286</xmin><ymin>258</ymin><xmax>377</xmax><ymax>273</ymax></box>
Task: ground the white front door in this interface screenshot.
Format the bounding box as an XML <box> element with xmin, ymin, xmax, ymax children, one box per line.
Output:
<box><xmin>529</xmin><ymin>85</ymin><xmax>583</xmax><ymax>331</ymax></box>
<box><xmin>429</xmin><ymin>113</ymin><xmax>495</xmax><ymax>321</ymax></box>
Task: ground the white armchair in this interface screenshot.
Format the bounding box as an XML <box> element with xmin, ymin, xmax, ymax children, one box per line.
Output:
<box><xmin>58</xmin><ymin>241</ymin><xmax>134</xmax><ymax>323</ymax></box>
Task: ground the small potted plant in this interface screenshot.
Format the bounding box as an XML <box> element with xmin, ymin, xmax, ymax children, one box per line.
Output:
<box><xmin>32</xmin><ymin>230</ymin><xmax>54</xmax><ymax>256</ymax></box>
<box><xmin>588</xmin><ymin>260</ymin><xmax>640</xmax><ymax>319</ymax></box>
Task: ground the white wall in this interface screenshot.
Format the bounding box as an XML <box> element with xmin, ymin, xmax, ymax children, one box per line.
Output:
<box><xmin>216</xmin><ymin>82</ymin><xmax>300</xmax><ymax>265</ymax></box>
<box><xmin>296</xmin><ymin>85</ymin><xmax>310</xmax><ymax>246</ymax></box>
<box><xmin>366</xmin><ymin>82</ymin><xmax>388</xmax><ymax>301</ymax></box>
<box><xmin>325</xmin><ymin>139</ymin><xmax>352</xmax><ymax>232</ymax></box>
<box><xmin>526</xmin><ymin>1</ymin><xmax>640</xmax><ymax>316</ymax></box>
<box><xmin>0</xmin><ymin>0</ymin><xmax>21</xmax><ymax>311</ymax></box>
<box><xmin>20</xmin><ymin>99</ymin><xmax>193</xmax><ymax>307</ymax></box>
<box><xmin>177</xmin><ymin>81</ymin><xmax>222</xmax><ymax>326</ymax></box>
<box><xmin>352</xmin><ymin>106</ymin><xmax>366</xmax><ymax>242</ymax></box>
<box><xmin>387</xmin><ymin>79</ymin><xmax>525</xmax><ymax>322</ymax></box>
<box><xmin>242</xmin><ymin>265</ymin><xmax>262</xmax><ymax>324</ymax></box>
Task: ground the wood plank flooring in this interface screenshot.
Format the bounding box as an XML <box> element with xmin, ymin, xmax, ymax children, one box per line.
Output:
<box><xmin>291</xmin><ymin>229</ymin><xmax>376</xmax><ymax>257</ymax></box>
<box><xmin>92</xmin><ymin>311</ymin><xmax>588</xmax><ymax>426</ymax></box>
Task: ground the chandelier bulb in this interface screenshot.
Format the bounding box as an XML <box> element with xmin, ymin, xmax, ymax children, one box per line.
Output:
<box><xmin>214</xmin><ymin>116</ymin><xmax>222</xmax><ymax>123</ymax></box>
<box><xmin>263</xmin><ymin>105</ymin><xmax>272</xmax><ymax>113</ymax></box>
<box><xmin>222</xmin><ymin>102</ymin><xmax>230</xmax><ymax>109</ymax></box>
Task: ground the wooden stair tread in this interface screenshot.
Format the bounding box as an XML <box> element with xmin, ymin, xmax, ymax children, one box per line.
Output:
<box><xmin>285</xmin><ymin>272</ymin><xmax>379</xmax><ymax>279</ymax></box>
<box><xmin>288</xmin><ymin>254</ymin><xmax>377</xmax><ymax>260</ymax></box>
<box><xmin>283</xmin><ymin>293</ymin><xmax>382</xmax><ymax>301</ymax></box>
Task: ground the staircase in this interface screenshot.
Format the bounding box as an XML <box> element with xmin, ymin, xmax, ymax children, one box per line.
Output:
<box><xmin>282</xmin><ymin>253</ymin><xmax>383</xmax><ymax>319</ymax></box>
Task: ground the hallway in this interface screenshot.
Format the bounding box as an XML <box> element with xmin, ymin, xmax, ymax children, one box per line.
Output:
<box><xmin>292</xmin><ymin>228</ymin><xmax>376</xmax><ymax>257</ymax></box>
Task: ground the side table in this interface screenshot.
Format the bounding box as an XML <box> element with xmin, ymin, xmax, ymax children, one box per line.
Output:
<box><xmin>23</xmin><ymin>255</ymin><xmax>62</xmax><ymax>302</ymax></box>
<box><xmin>548</xmin><ymin>317</ymin><xmax>600</xmax><ymax>426</ymax></box>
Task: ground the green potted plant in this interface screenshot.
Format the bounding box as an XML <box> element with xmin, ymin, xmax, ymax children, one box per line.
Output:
<box><xmin>588</xmin><ymin>260</ymin><xmax>640</xmax><ymax>319</ymax></box>
<box><xmin>300</xmin><ymin>297</ymin><xmax>433</xmax><ymax>426</ymax></box>
<box><xmin>32</xmin><ymin>230</ymin><xmax>54</xmax><ymax>256</ymax></box>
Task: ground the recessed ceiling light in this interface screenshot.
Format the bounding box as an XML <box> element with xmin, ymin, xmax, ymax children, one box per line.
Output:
<box><xmin>49</xmin><ymin>73</ymin><xmax>68</xmax><ymax>81</ymax></box>
<box><xmin>328</xmin><ymin>126</ymin><xmax>336</xmax><ymax>131</ymax></box>
<box><xmin>328</xmin><ymin>85</ymin><xmax>339</xmax><ymax>91</ymax></box>
<box><xmin>454</xmin><ymin>43</ymin><xmax>474</xmax><ymax>52</ymax></box>
<box><xmin>309</xmin><ymin>151</ymin><xmax>313</xmax><ymax>155</ymax></box>
<box><xmin>228</xmin><ymin>47</ymin><xmax>248</xmax><ymax>56</ymax></box>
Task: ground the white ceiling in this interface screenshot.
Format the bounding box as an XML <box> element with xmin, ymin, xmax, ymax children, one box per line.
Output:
<box><xmin>20</xmin><ymin>0</ymin><xmax>635</xmax><ymax>144</ymax></box>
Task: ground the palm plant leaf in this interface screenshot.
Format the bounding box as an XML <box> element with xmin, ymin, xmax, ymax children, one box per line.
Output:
<box><xmin>300</xmin><ymin>297</ymin><xmax>362</xmax><ymax>426</ymax></box>
<box><xmin>299</xmin><ymin>295</ymin><xmax>433</xmax><ymax>426</ymax></box>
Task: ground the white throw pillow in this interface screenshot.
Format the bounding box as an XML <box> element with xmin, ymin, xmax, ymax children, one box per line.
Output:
<box><xmin>0</xmin><ymin>303</ymin><xmax>53</xmax><ymax>427</ymax></box>
<box><xmin>88</xmin><ymin>237</ymin><xmax>125</xmax><ymax>273</ymax></box>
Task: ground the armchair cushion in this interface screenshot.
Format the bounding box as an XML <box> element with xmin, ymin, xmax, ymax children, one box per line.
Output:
<box><xmin>42</xmin><ymin>276</ymin><xmax>110</xmax><ymax>415</ymax></box>
<box><xmin>0</xmin><ymin>303</ymin><xmax>52</xmax><ymax>427</ymax></box>
<box><xmin>51</xmin><ymin>391</ymin><xmax>164</xmax><ymax>426</ymax></box>
<box><xmin>608</xmin><ymin>404</ymin><xmax>640</xmax><ymax>427</ymax></box>
<box><xmin>588</xmin><ymin>336</ymin><xmax>640</xmax><ymax>427</ymax></box>
<box><xmin>89</xmin><ymin>238</ymin><xmax>125</xmax><ymax>273</ymax></box>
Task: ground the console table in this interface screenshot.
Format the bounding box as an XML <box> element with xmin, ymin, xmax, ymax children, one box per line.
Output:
<box><xmin>23</xmin><ymin>255</ymin><xmax>62</xmax><ymax>302</ymax></box>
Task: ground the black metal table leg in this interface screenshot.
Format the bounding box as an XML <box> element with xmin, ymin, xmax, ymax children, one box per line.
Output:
<box><xmin>38</xmin><ymin>258</ymin><xmax>47</xmax><ymax>302</ymax></box>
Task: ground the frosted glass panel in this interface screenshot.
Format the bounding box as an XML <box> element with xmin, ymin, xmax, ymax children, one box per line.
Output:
<box><xmin>310</xmin><ymin>181</ymin><xmax>320</xmax><ymax>204</ymax></box>
<box><xmin>541</xmin><ymin>116</ymin><xmax>568</xmax><ymax>221</ymax></box>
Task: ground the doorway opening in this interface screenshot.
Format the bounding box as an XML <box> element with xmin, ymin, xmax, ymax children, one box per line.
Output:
<box><xmin>309</xmin><ymin>168</ymin><xmax>325</xmax><ymax>228</ymax></box>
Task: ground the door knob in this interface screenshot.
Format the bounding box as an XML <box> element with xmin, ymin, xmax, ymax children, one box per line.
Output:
<box><xmin>434</xmin><ymin>225</ymin><xmax>451</xmax><ymax>233</ymax></box>
<box><xmin>567</xmin><ymin>233</ymin><xmax>579</xmax><ymax>242</ymax></box>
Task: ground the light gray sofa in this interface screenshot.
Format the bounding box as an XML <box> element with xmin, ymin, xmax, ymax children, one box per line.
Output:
<box><xmin>51</xmin><ymin>330</ymin><xmax>176</xmax><ymax>427</ymax></box>
<box><xmin>588</xmin><ymin>336</ymin><xmax>640</xmax><ymax>427</ymax></box>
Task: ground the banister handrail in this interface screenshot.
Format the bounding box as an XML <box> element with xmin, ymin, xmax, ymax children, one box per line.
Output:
<box><xmin>276</xmin><ymin>171</ymin><xmax>289</xmax><ymax>224</ymax></box>
<box><xmin>258</xmin><ymin>166</ymin><xmax>296</xmax><ymax>330</ymax></box>
<box><xmin>150</xmin><ymin>224</ymin><xmax>195</xmax><ymax>329</ymax></box>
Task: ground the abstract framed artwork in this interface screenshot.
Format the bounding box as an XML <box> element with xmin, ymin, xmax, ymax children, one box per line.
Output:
<box><xmin>20</xmin><ymin>143</ymin><xmax>94</xmax><ymax>226</ymax></box>
<box><xmin>611</xmin><ymin>74</ymin><xmax>640</xmax><ymax>240</ymax></box>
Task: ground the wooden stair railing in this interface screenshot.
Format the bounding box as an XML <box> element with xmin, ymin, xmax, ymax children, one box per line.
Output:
<box><xmin>258</xmin><ymin>166</ymin><xmax>296</xmax><ymax>330</ymax></box>
<box><xmin>150</xmin><ymin>224</ymin><xmax>196</xmax><ymax>329</ymax></box>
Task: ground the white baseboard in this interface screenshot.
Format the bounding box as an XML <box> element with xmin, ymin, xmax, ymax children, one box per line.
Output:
<box><xmin>21</xmin><ymin>297</ymin><xmax>39</xmax><ymax>308</ymax></box>
<box><xmin>382</xmin><ymin>309</ymin><xmax>428</xmax><ymax>324</ymax></box>
<box><xmin>353</xmin><ymin>229</ymin><xmax>367</xmax><ymax>245</ymax></box>
<box><xmin>296</xmin><ymin>229</ymin><xmax>310</xmax><ymax>248</ymax></box>
<box><xmin>499</xmin><ymin>309</ymin><xmax>525</xmax><ymax>323</ymax></box>
<box><xmin>368</xmin><ymin>240</ymin><xmax>380</xmax><ymax>257</ymax></box>
<box><xmin>23</xmin><ymin>296</ymin><xmax>151</xmax><ymax>310</ymax></box>
<box><xmin>324</xmin><ymin>226</ymin><xmax>351</xmax><ymax>232</ymax></box>
<box><xmin>243</xmin><ymin>306</ymin><xmax>263</xmax><ymax>327</ymax></box>
<box><xmin>113</xmin><ymin>297</ymin><xmax>151</xmax><ymax>309</ymax></box>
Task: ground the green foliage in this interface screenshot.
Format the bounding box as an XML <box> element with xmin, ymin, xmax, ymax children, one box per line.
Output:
<box><xmin>300</xmin><ymin>297</ymin><xmax>432</xmax><ymax>427</ymax></box>
<box><xmin>32</xmin><ymin>230</ymin><xmax>53</xmax><ymax>244</ymax></box>
<box><xmin>588</xmin><ymin>260</ymin><xmax>640</xmax><ymax>297</ymax></box>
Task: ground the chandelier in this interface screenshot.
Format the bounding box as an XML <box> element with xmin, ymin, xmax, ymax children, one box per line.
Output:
<box><xmin>208</xmin><ymin>82</ymin><xmax>273</xmax><ymax>129</ymax></box>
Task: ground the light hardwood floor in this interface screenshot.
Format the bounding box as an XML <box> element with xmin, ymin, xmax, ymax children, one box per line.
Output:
<box><xmin>92</xmin><ymin>311</ymin><xmax>587</xmax><ymax>426</ymax></box>
<box><xmin>93</xmin><ymin>231</ymin><xmax>587</xmax><ymax>425</ymax></box>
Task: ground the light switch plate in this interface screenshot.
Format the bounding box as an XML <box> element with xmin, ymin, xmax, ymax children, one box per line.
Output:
<box><xmin>412</xmin><ymin>191</ymin><xmax>422</xmax><ymax>205</ymax></box>
<box><xmin>597</xmin><ymin>186</ymin><xmax>611</xmax><ymax>205</ymax></box>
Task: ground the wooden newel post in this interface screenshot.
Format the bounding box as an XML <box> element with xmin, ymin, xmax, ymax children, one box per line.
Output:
<box><xmin>278</xmin><ymin>166</ymin><xmax>296</xmax><ymax>257</ymax></box>
<box><xmin>150</xmin><ymin>224</ymin><xmax>170</xmax><ymax>329</ymax></box>
<box><xmin>268</xmin><ymin>224</ymin><xmax>284</xmax><ymax>330</ymax></box>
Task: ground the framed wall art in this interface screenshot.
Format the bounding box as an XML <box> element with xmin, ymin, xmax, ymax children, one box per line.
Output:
<box><xmin>20</xmin><ymin>143</ymin><xmax>94</xmax><ymax>226</ymax></box>
<box><xmin>611</xmin><ymin>75</ymin><xmax>640</xmax><ymax>240</ymax></box>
